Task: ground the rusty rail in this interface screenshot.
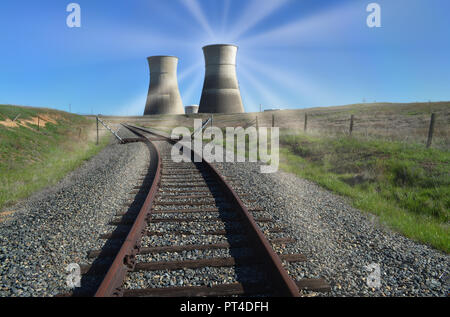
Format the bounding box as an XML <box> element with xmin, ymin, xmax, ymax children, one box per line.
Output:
<box><xmin>94</xmin><ymin>125</ymin><xmax>161</xmax><ymax>297</ymax></box>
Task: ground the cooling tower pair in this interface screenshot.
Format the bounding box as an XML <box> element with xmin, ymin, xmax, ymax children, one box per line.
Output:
<box><xmin>143</xmin><ymin>44</ymin><xmax>244</xmax><ymax>115</ymax></box>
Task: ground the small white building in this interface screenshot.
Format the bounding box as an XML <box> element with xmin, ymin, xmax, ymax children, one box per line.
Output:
<box><xmin>185</xmin><ymin>105</ymin><xmax>199</xmax><ymax>114</ymax></box>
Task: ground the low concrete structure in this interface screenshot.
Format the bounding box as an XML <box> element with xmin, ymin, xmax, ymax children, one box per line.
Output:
<box><xmin>199</xmin><ymin>44</ymin><xmax>244</xmax><ymax>114</ymax></box>
<box><xmin>144</xmin><ymin>56</ymin><xmax>185</xmax><ymax>115</ymax></box>
<box><xmin>185</xmin><ymin>105</ymin><xmax>199</xmax><ymax>114</ymax></box>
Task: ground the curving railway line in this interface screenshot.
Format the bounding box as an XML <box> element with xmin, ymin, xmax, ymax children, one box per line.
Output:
<box><xmin>63</xmin><ymin>124</ymin><xmax>330</xmax><ymax>297</ymax></box>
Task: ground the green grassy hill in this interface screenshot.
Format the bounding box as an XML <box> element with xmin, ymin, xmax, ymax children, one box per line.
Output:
<box><xmin>0</xmin><ymin>105</ymin><xmax>110</xmax><ymax>216</ymax></box>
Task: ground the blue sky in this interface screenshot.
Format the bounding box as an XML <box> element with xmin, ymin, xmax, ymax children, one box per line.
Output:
<box><xmin>0</xmin><ymin>0</ymin><xmax>449</xmax><ymax>115</ymax></box>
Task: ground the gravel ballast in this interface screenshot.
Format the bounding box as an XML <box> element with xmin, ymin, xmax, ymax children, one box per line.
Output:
<box><xmin>0</xmin><ymin>127</ymin><xmax>149</xmax><ymax>297</ymax></box>
<box><xmin>213</xmin><ymin>159</ymin><xmax>449</xmax><ymax>297</ymax></box>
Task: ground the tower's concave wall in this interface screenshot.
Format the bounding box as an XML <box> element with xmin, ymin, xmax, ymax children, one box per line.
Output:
<box><xmin>144</xmin><ymin>56</ymin><xmax>184</xmax><ymax>115</ymax></box>
<box><xmin>199</xmin><ymin>45</ymin><xmax>244</xmax><ymax>114</ymax></box>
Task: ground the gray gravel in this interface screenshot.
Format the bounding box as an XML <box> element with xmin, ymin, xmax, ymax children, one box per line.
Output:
<box><xmin>125</xmin><ymin>265</ymin><xmax>267</xmax><ymax>289</ymax></box>
<box><xmin>213</xmin><ymin>159</ymin><xmax>449</xmax><ymax>297</ymax></box>
<box><xmin>0</xmin><ymin>127</ymin><xmax>150</xmax><ymax>297</ymax></box>
<box><xmin>141</xmin><ymin>232</ymin><xmax>248</xmax><ymax>248</ymax></box>
<box><xmin>136</xmin><ymin>247</ymin><xmax>254</xmax><ymax>263</ymax></box>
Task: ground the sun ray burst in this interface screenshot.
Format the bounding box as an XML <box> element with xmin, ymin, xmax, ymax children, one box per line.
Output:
<box><xmin>228</xmin><ymin>0</ymin><xmax>292</xmax><ymax>41</ymax></box>
<box><xmin>240</xmin><ymin>3</ymin><xmax>361</xmax><ymax>48</ymax></box>
<box><xmin>179</xmin><ymin>0</ymin><xmax>215</xmax><ymax>39</ymax></box>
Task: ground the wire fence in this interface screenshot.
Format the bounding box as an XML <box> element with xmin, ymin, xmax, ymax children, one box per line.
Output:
<box><xmin>248</xmin><ymin>108</ymin><xmax>449</xmax><ymax>150</ymax></box>
<box><xmin>100</xmin><ymin>103</ymin><xmax>450</xmax><ymax>149</ymax></box>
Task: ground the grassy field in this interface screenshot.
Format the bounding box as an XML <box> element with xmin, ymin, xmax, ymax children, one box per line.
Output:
<box><xmin>279</xmin><ymin>132</ymin><xmax>449</xmax><ymax>253</ymax></box>
<box><xmin>107</xmin><ymin>101</ymin><xmax>450</xmax><ymax>149</ymax></box>
<box><xmin>0</xmin><ymin>105</ymin><xmax>110</xmax><ymax>215</ymax></box>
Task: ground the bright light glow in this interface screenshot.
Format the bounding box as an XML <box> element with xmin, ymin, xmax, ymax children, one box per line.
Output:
<box><xmin>241</xmin><ymin>3</ymin><xmax>361</xmax><ymax>47</ymax></box>
<box><xmin>221</xmin><ymin>0</ymin><xmax>231</xmax><ymax>34</ymax></box>
<box><xmin>228</xmin><ymin>0</ymin><xmax>292</xmax><ymax>41</ymax></box>
<box><xmin>239</xmin><ymin>55</ymin><xmax>323</xmax><ymax>105</ymax></box>
<box><xmin>69</xmin><ymin>23</ymin><xmax>197</xmax><ymax>60</ymax></box>
<box><xmin>179</xmin><ymin>0</ymin><xmax>215</xmax><ymax>39</ymax></box>
<box><xmin>178</xmin><ymin>61</ymin><xmax>203</xmax><ymax>83</ymax></box>
<box><xmin>181</xmin><ymin>72</ymin><xmax>204</xmax><ymax>105</ymax></box>
<box><xmin>239</xmin><ymin>66</ymin><xmax>289</xmax><ymax>110</ymax></box>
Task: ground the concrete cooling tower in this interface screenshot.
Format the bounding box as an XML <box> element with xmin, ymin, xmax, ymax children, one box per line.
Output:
<box><xmin>198</xmin><ymin>44</ymin><xmax>245</xmax><ymax>114</ymax></box>
<box><xmin>144</xmin><ymin>56</ymin><xmax>185</xmax><ymax>115</ymax></box>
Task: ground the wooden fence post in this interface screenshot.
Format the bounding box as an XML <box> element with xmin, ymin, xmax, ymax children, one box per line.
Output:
<box><xmin>349</xmin><ymin>115</ymin><xmax>354</xmax><ymax>136</ymax></box>
<box><xmin>96</xmin><ymin>116</ymin><xmax>99</xmax><ymax>145</ymax></box>
<box><xmin>272</xmin><ymin>114</ymin><xmax>275</xmax><ymax>128</ymax></box>
<box><xmin>304</xmin><ymin>113</ymin><xmax>308</xmax><ymax>132</ymax></box>
<box><xmin>37</xmin><ymin>116</ymin><xmax>40</xmax><ymax>131</ymax></box>
<box><xmin>426</xmin><ymin>113</ymin><xmax>436</xmax><ymax>148</ymax></box>
<box><xmin>256</xmin><ymin>116</ymin><xmax>259</xmax><ymax>130</ymax></box>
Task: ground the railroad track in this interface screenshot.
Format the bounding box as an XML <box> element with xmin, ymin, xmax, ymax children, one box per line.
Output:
<box><xmin>62</xmin><ymin>124</ymin><xmax>330</xmax><ymax>297</ymax></box>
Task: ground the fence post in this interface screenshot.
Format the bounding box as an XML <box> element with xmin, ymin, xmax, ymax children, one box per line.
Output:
<box><xmin>349</xmin><ymin>115</ymin><xmax>354</xmax><ymax>136</ymax></box>
<box><xmin>96</xmin><ymin>116</ymin><xmax>99</xmax><ymax>145</ymax></box>
<box><xmin>426</xmin><ymin>113</ymin><xmax>436</xmax><ymax>148</ymax></box>
<box><xmin>37</xmin><ymin>116</ymin><xmax>40</xmax><ymax>131</ymax></box>
<box><xmin>256</xmin><ymin>116</ymin><xmax>259</xmax><ymax>130</ymax></box>
<box><xmin>272</xmin><ymin>114</ymin><xmax>275</xmax><ymax>128</ymax></box>
<box><xmin>304</xmin><ymin>113</ymin><xmax>308</xmax><ymax>132</ymax></box>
